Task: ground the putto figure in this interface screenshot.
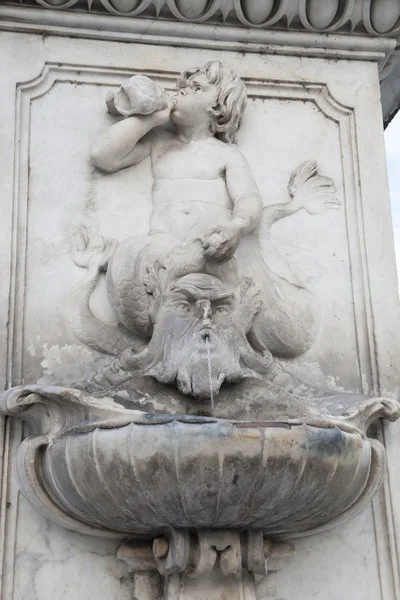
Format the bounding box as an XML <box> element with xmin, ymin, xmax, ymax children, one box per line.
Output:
<box><xmin>66</xmin><ymin>61</ymin><xmax>339</xmax><ymax>398</ymax></box>
<box><xmin>92</xmin><ymin>61</ymin><xmax>256</xmax><ymax>262</ymax></box>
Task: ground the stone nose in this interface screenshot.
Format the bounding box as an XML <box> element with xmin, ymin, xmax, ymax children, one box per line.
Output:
<box><xmin>199</xmin><ymin>301</ymin><xmax>213</xmax><ymax>330</ymax></box>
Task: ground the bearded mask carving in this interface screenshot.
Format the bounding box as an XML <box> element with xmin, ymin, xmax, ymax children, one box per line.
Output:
<box><xmin>66</xmin><ymin>233</ymin><xmax>277</xmax><ymax>399</ymax></box>
<box><xmin>119</xmin><ymin>262</ymin><xmax>266</xmax><ymax>398</ymax></box>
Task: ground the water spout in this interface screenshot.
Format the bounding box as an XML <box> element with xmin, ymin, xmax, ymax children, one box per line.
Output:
<box><xmin>205</xmin><ymin>336</ymin><xmax>214</xmax><ymax>413</ymax></box>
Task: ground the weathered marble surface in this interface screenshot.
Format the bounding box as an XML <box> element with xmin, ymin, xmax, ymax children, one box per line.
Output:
<box><xmin>13</xmin><ymin>498</ymin><xmax>132</xmax><ymax>600</ymax></box>
<box><xmin>1</xmin><ymin>28</ymin><xmax>400</xmax><ymax>600</ymax></box>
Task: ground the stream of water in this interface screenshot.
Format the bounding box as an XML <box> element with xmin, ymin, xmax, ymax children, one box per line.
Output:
<box><xmin>205</xmin><ymin>337</ymin><xmax>214</xmax><ymax>413</ymax></box>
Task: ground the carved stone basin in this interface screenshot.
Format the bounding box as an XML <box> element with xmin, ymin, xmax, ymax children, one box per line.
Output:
<box><xmin>40</xmin><ymin>419</ymin><xmax>376</xmax><ymax>537</ymax></box>
<box><xmin>5</xmin><ymin>385</ymin><xmax>393</xmax><ymax>540</ymax></box>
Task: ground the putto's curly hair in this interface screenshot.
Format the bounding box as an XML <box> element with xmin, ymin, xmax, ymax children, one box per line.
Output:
<box><xmin>177</xmin><ymin>60</ymin><xmax>247</xmax><ymax>144</ymax></box>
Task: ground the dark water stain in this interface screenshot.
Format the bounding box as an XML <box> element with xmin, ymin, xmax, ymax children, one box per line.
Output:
<box><xmin>304</xmin><ymin>427</ymin><xmax>346</xmax><ymax>458</ymax></box>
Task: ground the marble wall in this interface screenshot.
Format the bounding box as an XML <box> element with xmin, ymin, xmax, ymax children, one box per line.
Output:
<box><xmin>1</xmin><ymin>25</ymin><xmax>400</xmax><ymax>600</ymax></box>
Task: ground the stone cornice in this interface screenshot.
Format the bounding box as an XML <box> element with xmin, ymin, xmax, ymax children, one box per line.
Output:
<box><xmin>2</xmin><ymin>1</ymin><xmax>400</xmax><ymax>126</ymax></box>
<box><xmin>3</xmin><ymin>0</ymin><xmax>400</xmax><ymax>37</ymax></box>
<box><xmin>0</xmin><ymin>4</ymin><xmax>395</xmax><ymax>66</ymax></box>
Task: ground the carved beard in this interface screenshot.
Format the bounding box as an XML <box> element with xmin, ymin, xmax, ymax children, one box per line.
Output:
<box><xmin>145</xmin><ymin>316</ymin><xmax>250</xmax><ymax>399</ymax></box>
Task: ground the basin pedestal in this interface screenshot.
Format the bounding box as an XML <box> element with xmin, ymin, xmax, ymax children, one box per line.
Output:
<box><xmin>118</xmin><ymin>530</ymin><xmax>294</xmax><ymax>600</ymax></box>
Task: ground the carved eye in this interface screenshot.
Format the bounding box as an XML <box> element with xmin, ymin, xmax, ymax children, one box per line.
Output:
<box><xmin>194</xmin><ymin>86</ymin><xmax>202</xmax><ymax>93</ymax></box>
<box><xmin>176</xmin><ymin>302</ymin><xmax>192</xmax><ymax>315</ymax></box>
<box><xmin>214</xmin><ymin>305</ymin><xmax>229</xmax><ymax>316</ymax></box>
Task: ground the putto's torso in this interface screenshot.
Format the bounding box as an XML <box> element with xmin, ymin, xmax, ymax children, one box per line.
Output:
<box><xmin>150</xmin><ymin>178</ymin><xmax>232</xmax><ymax>240</ymax></box>
<box><xmin>149</xmin><ymin>133</ymin><xmax>232</xmax><ymax>240</ymax></box>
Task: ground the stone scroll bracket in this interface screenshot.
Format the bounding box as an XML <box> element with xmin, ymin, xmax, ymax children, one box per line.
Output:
<box><xmin>117</xmin><ymin>529</ymin><xmax>295</xmax><ymax>600</ymax></box>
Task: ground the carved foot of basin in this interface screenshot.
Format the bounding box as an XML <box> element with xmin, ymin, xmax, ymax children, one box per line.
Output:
<box><xmin>1</xmin><ymin>385</ymin><xmax>398</xmax><ymax>540</ymax></box>
<box><xmin>117</xmin><ymin>529</ymin><xmax>295</xmax><ymax>600</ymax></box>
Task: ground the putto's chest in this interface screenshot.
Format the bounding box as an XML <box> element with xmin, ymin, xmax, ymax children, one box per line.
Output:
<box><xmin>151</xmin><ymin>139</ymin><xmax>226</xmax><ymax>180</ymax></box>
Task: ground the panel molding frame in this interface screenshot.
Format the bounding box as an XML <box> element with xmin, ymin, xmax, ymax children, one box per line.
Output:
<box><xmin>0</xmin><ymin>57</ymin><xmax>398</xmax><ymax>600</ymax></box>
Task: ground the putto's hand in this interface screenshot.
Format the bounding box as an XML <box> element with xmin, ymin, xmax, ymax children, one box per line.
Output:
<box><xmin>288</xmin><ymin>160</ymin><xmax>340</xmax><ymax>215</ymax></box>
<box><xmin>152</xmin><ymin>96</ymin><xmax>177</xmax><ymax>126</ymax></box>
<box><xmin>201</xmin><ymin>222</ymin><xmax>242</xmax><ymax>262</ymax></box>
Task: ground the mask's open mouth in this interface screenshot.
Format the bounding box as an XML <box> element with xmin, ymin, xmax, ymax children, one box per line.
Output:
<box><xmin>200</xmin><ymin>328</ymin><xmax>213</xmax><ymax>340</ymax></box>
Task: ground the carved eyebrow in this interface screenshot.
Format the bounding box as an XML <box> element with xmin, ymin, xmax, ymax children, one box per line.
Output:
<box><xmin>211</xmin><ymin>294</ymin><xmax>234</xmax><ymax>302</ymax></box>
<box><xmin>170</xmin><ymin>287</ymin><xmax>197</xmax><ymax>301</ymax></box>
<box><xmin>190</xmin><ymin>79</ymin><xmax>203</xmax><ymax>88</ymax></box>
<box><xmin>171</xmin><ymin>285</ymin><xmax>234</xmax><ymax>302</ymax></box>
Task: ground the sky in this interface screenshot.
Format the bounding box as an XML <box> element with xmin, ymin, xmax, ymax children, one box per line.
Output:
<box><xmin>385</xmin><ymin>114</ymin><xmax>400</xmax><ymax>291</ymax></box>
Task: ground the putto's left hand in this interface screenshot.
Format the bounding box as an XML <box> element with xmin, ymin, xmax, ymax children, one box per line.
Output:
<box><xmin>201</xmin><ymin>222</ymin><xmax>242</xmax><ymax>261</ymax></box>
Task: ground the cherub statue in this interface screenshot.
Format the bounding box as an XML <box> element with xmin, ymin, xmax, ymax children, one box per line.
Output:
<box><xmin>65</xmin><ymin>61</ymin><xmax>339</xmax><ymax>398</ymax></box>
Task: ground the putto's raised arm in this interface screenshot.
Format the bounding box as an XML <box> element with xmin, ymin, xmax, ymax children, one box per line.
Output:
<box><xmin>90</xmin><ymin>106</ymin><xmax>171</xmax><ymax>174</ymax></box>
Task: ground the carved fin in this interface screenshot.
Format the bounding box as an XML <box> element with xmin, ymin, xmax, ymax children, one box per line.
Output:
<box><xmin>287</xmin><ymin>159</ymin><xmax>318</xmax><ymax>197</ymax></box>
